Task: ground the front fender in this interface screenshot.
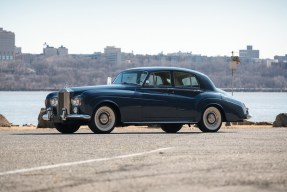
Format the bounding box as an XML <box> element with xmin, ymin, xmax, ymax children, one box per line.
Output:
<box><xmin>79</xmin><ymin>89</ymin><xmax>136</xmax><ymax>117</ymax></box>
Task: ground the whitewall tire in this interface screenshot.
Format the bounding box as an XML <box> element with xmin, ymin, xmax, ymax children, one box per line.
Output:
<box><xmin>198</xmin><ymin>106</ymin><xmax>222</xmax><ymax>132</ymax></box>
<box><xmin>89</xmin><ymin>106</ymin><xmax>116</xmax><ymax>134</ymax></box>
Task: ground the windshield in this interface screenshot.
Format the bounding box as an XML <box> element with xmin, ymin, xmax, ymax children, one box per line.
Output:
<box><xmin>113</xmin><ymin>70</ymin><xmax>148</xmax><ymax>85</ymax></box>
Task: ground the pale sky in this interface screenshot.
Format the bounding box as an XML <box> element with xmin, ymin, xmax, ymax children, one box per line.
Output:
<box><xmin>1</xmin><ymin>0</ymin><xmax>286</xmax><ymax>58</ymax></box>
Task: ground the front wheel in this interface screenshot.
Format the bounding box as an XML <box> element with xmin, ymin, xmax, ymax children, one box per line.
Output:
<box><xmin>89</xmin><ymin>106</ymin><xmax>116</xmax><ymax>134</ymax></box>
<box><xmin>54</xmin><ymin>122</ymin><xmax>80</xmax><ymax>134</ymax></box>
<box><xmin>161</xmin><ymin>124</ymin><xmax>182</xmax><ymax>133</ymax></box>
<box><xmin>198</xmin><ymin>106</ymin><xmax>222</xmax><ymax>132</ymax></box>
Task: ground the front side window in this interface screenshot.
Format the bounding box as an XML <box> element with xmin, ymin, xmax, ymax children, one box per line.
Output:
<box><xmin>144</xmin><ymin>71</ymin><xmax>171</xmax><ymax>87</ymax></box>
<box><xmin>174</xmin><ymin>71</ymin><xmax>199</xmax><ymax>88</ymax></box>
<box><xmin>113</xmin><ymin>71</ymin><xmax>148</xmax><ymax>85</ymax></box>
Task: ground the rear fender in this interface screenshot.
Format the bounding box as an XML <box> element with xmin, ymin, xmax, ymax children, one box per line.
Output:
<box><xmin>197</xmin><ymin>98</ymin><xmax>227</xmax><ymax>122</ymax></box>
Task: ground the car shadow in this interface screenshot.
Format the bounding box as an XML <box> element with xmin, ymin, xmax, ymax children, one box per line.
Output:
<box><xmin>11</xmin><ymin>131</ymin><xmax>232</xmax><ymax>136</ymax></box>
<box><xmin>111</xmin><ymin>131</ymin><xmax>202</xmax><ymax>135</ymax></box>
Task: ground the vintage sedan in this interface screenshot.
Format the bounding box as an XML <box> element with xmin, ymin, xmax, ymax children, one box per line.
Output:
<box><xmin>43</xmin><ymin>67</ymin><xmax>251</xmax><ymax>134</ymax></box>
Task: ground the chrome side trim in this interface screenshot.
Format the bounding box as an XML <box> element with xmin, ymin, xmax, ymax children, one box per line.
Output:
<box><xmin>122</xmin><ymin>121</ymin><xmax>196</xmax><ymax>124</ymax></box>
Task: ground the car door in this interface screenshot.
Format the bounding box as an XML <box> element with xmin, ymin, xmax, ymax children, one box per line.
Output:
<box><xmin>138</xmin><ymin>71</ymin><xmax>178</xmax><ymax>121</ymax></box>
<box><xmin>171</xmin><ymin>71</ymin><xmax>202</xmax><ymax>121</ymax></box>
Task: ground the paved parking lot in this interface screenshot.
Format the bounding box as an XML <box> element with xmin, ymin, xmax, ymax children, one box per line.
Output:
<box><xmin>0</xmin><ymin>127</ymin><xmax>286</xmax><ymax>192</ymax></box>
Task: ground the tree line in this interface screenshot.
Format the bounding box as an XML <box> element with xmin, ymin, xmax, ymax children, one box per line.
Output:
<box><xmin>0</xmin><ymin>54</ymin><xmax>286</xmax><ymax>91</ymax></box>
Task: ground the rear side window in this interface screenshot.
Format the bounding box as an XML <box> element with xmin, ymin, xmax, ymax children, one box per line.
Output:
<box><xmin>174</xmin><ymin>71</ymin><xmax>200</xmax><ymax>88</ymax></box>
<box><xmin>144</xmin><ymin>71</ymin><xmax>171</xmax><ymax>87</ymax></box>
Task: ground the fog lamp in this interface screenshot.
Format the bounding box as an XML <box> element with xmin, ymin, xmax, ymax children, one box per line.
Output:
<box><xmin>50</xmin><ymin>97</ymin><xmax>58</xmax><ymax>107</ymax></box>
<box><xmin>73</xmin><ymin>107</ymin><xmax>79</xmax><ymax>114</ymax></box>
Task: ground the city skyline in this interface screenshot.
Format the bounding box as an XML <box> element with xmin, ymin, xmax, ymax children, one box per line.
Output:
<box><xmin>1</xmin><ymin>0</ymin><xmax>286</xmax><ymax>58</ymax></box>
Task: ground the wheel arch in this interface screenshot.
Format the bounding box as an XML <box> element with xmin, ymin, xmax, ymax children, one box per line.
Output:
<box><xmin>201</xmin><ymin>103</ymin><xmax>227</xmax><ymax>122</ymax></box>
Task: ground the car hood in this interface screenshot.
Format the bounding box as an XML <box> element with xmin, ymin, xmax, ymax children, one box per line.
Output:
<box><xmin>46</xmin><ymin>84</ymin><xmax>137</xmax><ymax>99</ymax></box>
<box><xmin>70</xmin><ymin>85</ymin><xmax>118</xmax><ymax>92</ymax></box>
<box><xmin>62</xmin><ymin>84</ymin><xmax>125</xmax><ymax>96</ymax></box>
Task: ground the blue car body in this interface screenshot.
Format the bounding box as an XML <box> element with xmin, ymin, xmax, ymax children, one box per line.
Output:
<box><xmin>43</xmin><ymin>67</ymin><xmax>250</xmax><ymax>133</ymax></box>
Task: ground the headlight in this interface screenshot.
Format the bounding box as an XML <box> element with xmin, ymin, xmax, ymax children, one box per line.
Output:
<box><xmin>50</xmin><ymin>97</ymin><xmax>58</xmax><ymax>107</ymax></box>
<box><xmin>71</xmin><ymin>97</ymin><xmax>81</xmax><ymax>106</ymax></box>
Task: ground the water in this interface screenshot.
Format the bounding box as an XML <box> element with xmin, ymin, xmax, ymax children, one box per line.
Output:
<box><xmin>0</xmin><ymin>92</ymin><xmax>49</xmax><ymax>125</ymax></box>
<box><xmin>0</xmin><ymin>91</ymin><xmax>286</xmax><ymax>125</ymax></box>
<box><xmin>232</xmin><ymin>92</ymin><xmax>287</xmax><ymax>122</ymax></box>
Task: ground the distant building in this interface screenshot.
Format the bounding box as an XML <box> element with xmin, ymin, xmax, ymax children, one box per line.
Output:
<box><xmin>43</xmin><ymin>45</ymin><xmax>68</xmax><ymax>57</ymax></box>
<box><xmin>273</xmin><ymin>54</ymin><xmax>287</xmax><ymax>69</ymax></box>
<box><xmin>167</xmin><ymin>51</ymin><xmax>191</xmax><ymax>61</ymax></box>
<box><xmin>57</xmin><ymin>45</ymin><xmax>68</xmax><ymax>56</ymax></box>
<box><xmin>14</xmin><ymin>47</ymin><xmax>22</xmax><ymax>60</ymax></box>
<box><xmin>15</xmin><ymin>47</ymin><xmax>22</xmax><ymax>55</ymax></box>
<box><xmin>43</xmin><ymin>46</ymin><xmax>58</xmax><ymax>57</ymax></box>
<box><xmin>167</xmin><ymin>51</ymin><xmax>193</xmax><ymax>57</ymax></box>
<box><xmin>239</xmin><ymin>45</ymin><xmax>259</xmax><ymax>59</ymax></box>
<box><xmin>0</xmin><ymin>27</ymin><xmax>15</xmax><ymax>61</ymax></box>
<box><xmin>274</xmin><ymin>54</ymin><xmax>287</xmax><ymax>63</ymax></box>
<box><xmin>104</xmin><ymin>46</ymin><xmax>121</xmax><ymax>66</ymax></box>
<box><xmin>92</xmin><ymin>52</ymin><xmax>102</xmax><ymax>59</ymax></box>
<box><xmin>266</xmin><ymin>59</ymin><xmax>276</xmax><ymax>68</ymax></box>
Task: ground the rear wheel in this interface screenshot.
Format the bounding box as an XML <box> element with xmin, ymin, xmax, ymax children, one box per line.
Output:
<box><xmin>161</xmin><ymin>124</ymin><xmax>182</xmax><ymax>133</ymax></box>
<box><xmin>89</xmin><ymin>105</ymin><xmax>116</xmax><ymax>134</ymax></box>
<box><xmin>198</xmin><ymin>106</ymin><xmax>222</xmax><ymax>132</ymax></box>
<box><xmin>54</xmin><ymin>122</ymin><xmax>80</xmax><ymax>134</ymax></box>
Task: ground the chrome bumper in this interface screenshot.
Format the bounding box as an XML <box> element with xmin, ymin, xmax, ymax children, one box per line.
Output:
<box><xmin>246</xmin><ymin>114</ymin><xmax>252</xmax><ymax>120</ymax></box>
<box><xmin>42</xmin><ymin>108</ymin><xmax>91</xmax><ymax>121</ymax></box>
<box><xmin>245</xmin><ymin>108</ymin><xmax>252</xmax><ymax>119</ymax></box>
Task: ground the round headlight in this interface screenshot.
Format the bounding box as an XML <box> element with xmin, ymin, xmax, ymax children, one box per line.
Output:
<box><xmin>50</xmin><ymin>97</ymin><xmax>58</xmax><ymax>107</ymax></box>
<box><xmin>71</xmin><ymin>97</ymin><xmax>81</xmax><ymax>106</ymax></box>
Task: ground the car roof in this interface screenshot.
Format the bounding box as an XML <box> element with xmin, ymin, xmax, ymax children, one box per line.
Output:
<box><xmin>125</xmin><ymin>66</ymin><xmax>204</xmax><ymax>76</ymax></box>
<box><xmin>123</xmin><ymin>67</ymin><xmax>216</xmax><ymax>91</ymax></box>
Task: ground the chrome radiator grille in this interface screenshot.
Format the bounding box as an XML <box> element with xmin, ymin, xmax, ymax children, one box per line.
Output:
<box><xmin>57</xmin><ymin>88</ymin><xmax>71</xmax><ymax>116</ymax></box>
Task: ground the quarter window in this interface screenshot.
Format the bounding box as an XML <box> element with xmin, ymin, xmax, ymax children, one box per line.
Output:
<box><xmin>174</xmin><ymin>71</ymin><xmax>199</xmax><ymax>88</ymax></box>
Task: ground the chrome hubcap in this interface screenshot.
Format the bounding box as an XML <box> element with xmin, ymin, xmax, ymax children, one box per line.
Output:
<box><xmin>99</xmin><ymin>113</ymin><xmax>109</xmax><ymax>125</ymax></box>
<box><xmin>94</xmin><ymin>106</ymin><xmax>116</xmax><ymax>132</ymax></box>
<box><xmin>207</xmin><ymin>113</ymin><xmax>216</xmax><ymax>124</ymax></box>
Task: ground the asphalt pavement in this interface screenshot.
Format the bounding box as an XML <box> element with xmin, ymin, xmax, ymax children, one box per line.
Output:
<box><xmin>0</xmin><ymin>127</ymin><xmax>287</xmax><ymax>192</ymax></box>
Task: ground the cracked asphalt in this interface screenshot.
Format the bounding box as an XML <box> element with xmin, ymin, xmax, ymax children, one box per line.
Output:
<box><xmin>0</xmin><ymin>127</ymin><xmax>287</xmax><ymax>192</ymax></box>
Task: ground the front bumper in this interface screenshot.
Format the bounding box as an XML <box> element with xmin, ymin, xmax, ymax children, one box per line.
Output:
<box><xmin>245</xmin><ymin>114</ymin><xmax>252</xmax><ymax>120</ymax></box>
<box><xmin>42</xmin><ymin>108</ymin><xmax>91</xmax><ymax>121</ymax></box>
<box><xmin>245</xmin><ymin>108</ymin><xmax>252</xmax><ymax>119</ymax></box>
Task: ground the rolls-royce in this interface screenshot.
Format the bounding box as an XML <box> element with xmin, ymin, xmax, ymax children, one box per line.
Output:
<box><xmin>42</xmin><ymin>67</ymin><xmax>251</xmax><ymax>133</ymax></box>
